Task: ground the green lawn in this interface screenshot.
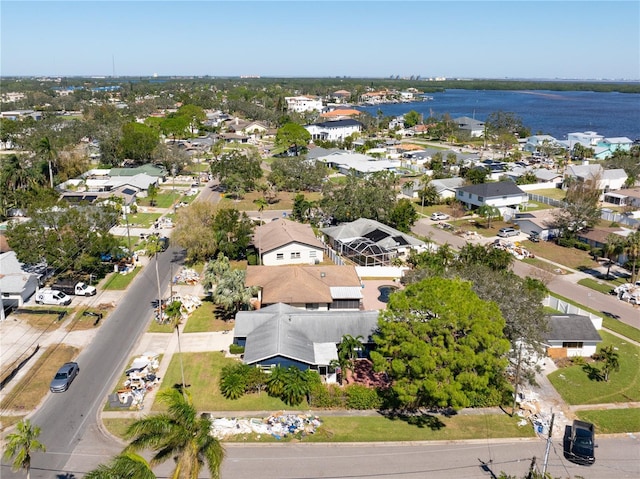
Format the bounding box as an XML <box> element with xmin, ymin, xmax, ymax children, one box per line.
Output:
<box><xmin>523</xmin><ymin>241</ymin><xmax>595</xmax><ymax>271</ymax></box>
<box><xmin>123</xmin><ymin>212</ymin><xmax>163</xmax><ymax>228</ymax></box>
<box><xmin>548</xmin><ymin>331</ymin><xmax>640</xmax><ymax>405</ymax></box>
<box><xmin>577</xmin><ymin>278</ymin><xmax>615</xmax><ymax>294</ymax></box>
<box><xmin>103</xmin><ymin>410</ymin><xmax>533</xmax><ymax>443</ymax></box>
<box><xmin>101</xmin><ymin>267</ymin><xmax>142</xmax><ymax>290</ymax></box>
<box><xmin>576</xmin><ymin>408</ymin><xmax>640</xmax><ymax>434</ymax></box>
<box><xmin>184</xmin><ymin>298</ymin><xmax>231</xmax><ymax>333</ymax></box>
<box><xmin>152</xmin><ymin>352</ymin><xmax>292</xmax><ymax>412</ymax></box>
<box><xmin>137</xmin><ymin>192</ymin><xmax>177</xmax><ymax>209</ymax></box>
<box><xmin>530</xmin><ymin>188</ymin><xmax>566</xmax><ymax>201</ymax></box>
<box><xmin>218</xmin><ymin>191</ymin><xmax>322</xmax><ymax>212</ymax></box>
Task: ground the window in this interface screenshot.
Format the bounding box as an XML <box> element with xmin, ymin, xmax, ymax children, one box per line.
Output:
<box><xmin>478</xmin><ymin>196</ymin><xmax>484</xmax><ymax>202</ymax></box>
<box><xmin>309</xmin><ymin>251</ymin><xmax>317</xmax><ymax>258</ymax></box>
<box><xmin>290</xmin><ymin>252</ymin><xmax>301</xmax><ymax>259</ymax></box>
<box><xmin>306</xmin><ymin>303</ymin><xmax>319</xmax><ymax>310</ymax></box>
<box><xmin>562</xmin><ymin>342</ymin><xmax>584</xmax><ymax>348</ymax></box>
<box><xmin>276</xmin><ymin>253</ymin><xmax>284</xmax><ymax>260</ymax></box>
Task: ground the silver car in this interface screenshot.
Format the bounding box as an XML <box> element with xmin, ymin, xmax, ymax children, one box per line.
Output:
<box><xmin>50</xmin><ymin>362</ymin><xmax>79</xmax><ymax>393</ymax></box>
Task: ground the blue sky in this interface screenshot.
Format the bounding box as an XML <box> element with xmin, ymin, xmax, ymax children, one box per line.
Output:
<box><xmin>2</xmin><ymin>1</ymin><xmax>639</xmax><ymax>80</ymax></box>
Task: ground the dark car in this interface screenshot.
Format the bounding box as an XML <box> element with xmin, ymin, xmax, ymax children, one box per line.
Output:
<box><xmin>568</xmin><ymin>420</ymin><xmax>596</xmax><ymax>465</ymax></box>
<box><xmin>50</xmin><ymin>362</ymin><xmax>79</xmax><ymax>393</ymax></box>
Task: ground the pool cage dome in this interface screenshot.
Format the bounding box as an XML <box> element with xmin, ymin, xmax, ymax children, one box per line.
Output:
<box><xmin>338</xmin><ymin>237</ymin><xmax>391</xmax><ymax>266</ymax></box>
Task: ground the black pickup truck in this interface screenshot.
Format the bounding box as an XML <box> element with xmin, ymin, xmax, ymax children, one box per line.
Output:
<box><xmin>568</xmin><ymin>420</ymin><xmax>596</xmax><ymax>465</ymax></box>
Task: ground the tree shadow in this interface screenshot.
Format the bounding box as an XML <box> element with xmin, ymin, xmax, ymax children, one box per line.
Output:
<box><xmin>582</xmin><ymin>363</ymin><xmax>604</xmax><ymax>381</ymax></box>
<box><xmin>381</xmin><ymin>410</ymin><xmax>448</xmax><ymax>430</ymax></box>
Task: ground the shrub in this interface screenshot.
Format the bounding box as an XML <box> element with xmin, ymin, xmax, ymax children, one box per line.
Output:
<box><xmin>229</xmin><ymin>343</ymin><xmax>245</xmax><ymax>355</ymax></box>
<box><xmin>557</xmin><ymin>237</ymin><xmax>575</xmax><ymax>248</ymax></box>
<box><xmin>345</xmin><ymin>384</ymin><xmax>383</xmax><ymax>410</ymax></box>
<box><xmin>309</xmin><ymin>383</ymin><xmax>345</xmax><ymax>408</ymax></box>
<box><xmin>574</xmin><ymin>241</ymin><xmax>591</xmax><ymax>251</ymax></box>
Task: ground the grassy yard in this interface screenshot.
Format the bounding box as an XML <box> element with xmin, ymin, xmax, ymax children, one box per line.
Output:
<box><xmin>575</xmin><ymin>408</ymin><xmax>640</xmax><ymax>434</ymax></box>
<box><xmin>523</xmin><ymin>241</ymin><xmax>595</xmax><ymax>271</ymax></box>
<box><xmin>102</xmin><ymin>410</ymin><xmax>533</xmax><ymax>443</ymax></box>
<box><xmin>530</xmin><ymin>187</ymin><xmax>566</xmax><ymax>201</ymax></box>
<box><xmin>122</xmin><ymin>212</ymin><xmax>163</xmax><ymax>228</ymax></box>
<box><xmin>184</xmin><ymin>298</ymin><xmax>231</xmax><ymax>333</ymax></box>
<box><xmin>218</xmin><ymin>190</ymin><xmax>322</xmax><ymax>212</ymax></box>
<box><xmin>67</xmin><ymin>307</ymin><xmax>111</xmax><ymax>331</ymax></box>
<box><xmin>137</xmin><ymin>192</ymin><xmax>177</xmax><ymax>209</ymax></box>
<box><xmin>548</xmin><ymin>331</ymin><xmax>640</xmax><ymax>405</ymax></box>
<box><xmin>101</xmin><ymin>267</ymin><xmax>142</xmax><ymax>290</ymax></box>
<box><xmin>152</xmin><ymin>352</ymin><xmax>292</xmax><ymax>412</ymax></box>
<box><xmin>9</xmin><ymin>309</ymin><xmax>70</xmax><ymax>331</ymax></box>
<box><xmin>0</xmin><ymin>345</ymin><xmax>79</xmax><ymax>412</ymax></box>
<box><xmin>522</xmin><ymin>257</ymin><xmax>569</xmax><ymax>275</ymax></box>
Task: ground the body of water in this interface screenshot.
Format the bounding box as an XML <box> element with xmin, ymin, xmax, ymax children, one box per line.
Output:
<box><xmin>357</xmin><ymin>89</ymin><xmax>640</xmax><ymax>141</ymax></box>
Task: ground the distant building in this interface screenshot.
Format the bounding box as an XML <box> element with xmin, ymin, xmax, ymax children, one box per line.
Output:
<box><xmin>305</xmin><ymin>119</ymin><xmax>363</xmax><ymax>142</ymax></box>
<box><xmin>285</xmin><ymin>95</ymin><xmax>323</xmax><ymax>113</ymax></box>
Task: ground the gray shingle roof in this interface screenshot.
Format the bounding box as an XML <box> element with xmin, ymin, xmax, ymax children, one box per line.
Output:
<box><xmin>544</xmin><ymin>315</ymin><xmax>602</xmax><ymax>342</ymax></box>
<box><xmin>456</xmin><ymin>181</ymin><xmax>525</xmax><ymax>198</ymax></box>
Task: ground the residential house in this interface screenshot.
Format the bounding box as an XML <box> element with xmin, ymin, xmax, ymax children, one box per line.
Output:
<box><xmin>522</xmin><ymin>135</ymin><xmax>561</xmax><ymax>154</ymax></box>
<box><xmin>253</xmin><ymin>218</ymin><xmax>325</xmax><ymax>266</ymax></box>
<box><xmin>233</xmin><ymin>303</ymin><xmax>379</xmax><ymax>379</ymax></box>
<box><xmin>315</xmin><ymin>151</ymin><xmax>400</xmax><ymax>177</ymax></box>
<box><xmin>401</xmin><ymin>177</ymin><xmax>465</xmax><ymax>200</ymax></box>
<box><xmin>544</xmin><ymin>314</ymin><xmax>602</xmax><ymax>358</ymax></box>
<box><xmin>319</xmin><ymin>109</ymin><xmax>362</xmax><ymax>120</ymax></box>
<box><xmin>245</xmin><ymin>265</ymin><xmax>363</xmax><ymax>310</ymax></box>
<box><xmin>567</xmin><ymin>131</ymin><xmax>604</xmax><ymax>148</ymax></box>
<box><xmin>455</xmin><ymin>181</ymin><xmax>528</xmax><ymax>213</ymax></box>
<box><xmin>219</xmin><ymin>132</ymin><xmax>250</xmax><ymax>144</ymax></box>
<box><xmin>453</xmin><ymin>116</ymin><xmax>485</xmax><ymax>138</ymax></box>
<box><xmin>503</xmin><ymin>167</ymin><xmax>563</xmax><ymax>185</ymax></box>
<box><xmin>331</xmin><ymin>90</ymin><xmax>352</xmax><ymax>103</ymax></box>
<box><xmin>593</xmin><ymin>137</ymin><xmax>633</xmax><ymax>160</ymax></box>
<box><xmin>0</xmin><ymin>110</ymin><xmax>43</xmax><ymax>121</ymax></box>
<box><xmin>285</xmin><ymin>95</ymin><xmax>323</xmax><ymax>113</ymax></box>
<box><xmin>603</xmin><ymin>187</ymin><xmax>640</xmax><ymax>208</ymax></box>
<box><xmin>304</xmin><ymin>119</ymin><xmax>363</xmax><ymax>142</ymax></box>
<box><xmin>0</xmin><ymin>251</ymin><xmax>40</xmax><ymax>310</ymax></box>
<box><xmin>321</xmin><ymin>218</ymin><xmax>429</xmax><ymax>266</ymax></box>
<box><xmin>576</xmin><ymin>226</ymin><xmax>634</xmax><ymax>264</ymax></box>
<box><xmin>564</xmin><ymin>164</ymin><xmax>628</xmax><ymax>193</ymax></box>
<box><xmin>513</xmin><ymin>209</ymin><xmax>561</xmax><ymax>241</ymax></box>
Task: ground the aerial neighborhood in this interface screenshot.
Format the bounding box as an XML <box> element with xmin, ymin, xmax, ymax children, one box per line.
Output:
<box><xmin>1</xmin><ymin>76</ymin><xmax>640</xmax><ymax>476</ymax></box>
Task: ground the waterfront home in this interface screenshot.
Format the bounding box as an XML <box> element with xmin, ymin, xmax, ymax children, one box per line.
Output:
<box><xmin>593</xmin><ymin>137</ymin><xmax>633</xmax><ymax>160</ymax></box>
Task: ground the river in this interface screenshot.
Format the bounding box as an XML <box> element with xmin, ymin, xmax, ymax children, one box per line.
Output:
<box><xmin>356</xmin><ymin>89</ymin><xmax>640</xmax><ymax>141</ymax></box>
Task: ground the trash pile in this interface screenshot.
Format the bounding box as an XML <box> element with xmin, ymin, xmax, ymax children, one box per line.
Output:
<box><xmin>513</xmin><ymin>388</ymin><xmax>566</xmax><ymax>437</ymax></box>
<box><xmin>209</xmin><ymin>413</ymin><xmax>322</xmax><ymax>440</ymax></box>
<box><xmin>174</xmin><ymin>268</ymin><xmax>200</xmax><ymax>285</ymax></box>
<box><xmin>611</xmin><ymin>282</ymin><xmax>640</xmax><ymax>305</ymax></box>
<box><xmin>109</xmin><ymin>352</ymin><xmax>160</xmax><ymax>410</ymax></box>
<box><xmin>493</xmin><ymin>239</ymin><xmax>533</xmax><ymax>260</ymax></box>
<box><xmin>154</xmin><ymin>294</ymin><xmax>202</xmax><ymax>324</ymax></box>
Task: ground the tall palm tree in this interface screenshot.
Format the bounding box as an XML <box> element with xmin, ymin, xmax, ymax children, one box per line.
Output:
<box><xmin>85</xmin><ymin>451</ymin><xmax>155</xmax><ymax>479</ymax></box>
<box><xmin>338</xmin><ymin>334</ymin><xmax>364</xmax><ymax>383</ymax></box>
<box><xmin>625</xmin><ymin>231</ymin><xmax>640</xmax><ymax>284</ymax></box>
<box><xmin>36</xmin><ymin>136</ymin><xmax>56</xmax><ymax>189</ymax></box>
<box><xmin>165</xmin><ymin>300</ymin><xmax>187</xmax><ymax>393</ymax></box>
<box><xmin>602</xmin><ymin>234</ymin><xmax>624</xmax><ymax>279</ymax></box>
<box><xmin>125</xmin><ymin>388</ymin><xmax>224</xmax><ymax>479</ymax></box>
<box><xmin>2</xmin><ymin>419</ymin><xmax>46</xmax><ymax>479</ymax></box>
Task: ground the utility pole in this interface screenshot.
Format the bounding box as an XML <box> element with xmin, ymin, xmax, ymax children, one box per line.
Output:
<box><xmin>512</xmin><ymin>341</ymin><xmax>523</xmax><ymax>415</ymax></box>
<box><xmin>542</xmin><ymin>413</ymin><xmax>555</xmax><ymax>476</ymax></box>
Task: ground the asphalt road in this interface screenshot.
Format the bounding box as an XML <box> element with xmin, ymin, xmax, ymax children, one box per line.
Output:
<box><xmin>0</xmin><ymin>247</ymin><xmax>184</xmax><ymax>478</ymax></box>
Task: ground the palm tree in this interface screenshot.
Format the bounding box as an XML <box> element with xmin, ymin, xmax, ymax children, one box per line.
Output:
<box><xmin>602</xmin><ymin>234</ymin><xmax>624</xmax><ymax>279</ymax></box>
<box><xmin>477</xmin><ymin>204</ymin><xmax>501</xmax><ymax>229</ymax></box>
<box><xmin>597</xmin><ymin>345</ymin><xmax>620</xmax><ymax>382</ymax></box>
<box><xmin>85</xmin><ymin>451</ymin><xmax>155</xmax><ymax>479</ymax></box>
<box><xmin>202</xmin><ymin>253</ymin><xmax>231</xmax><ymax>293</ymax></box>
<box><xmin>281</xmin><ymin>367</ymin><xmax>311</xmax><ymax>406</ymax></box>
<box><xmin>266</xmin><ymin>365</ymin><xmax>286</xmax><ymax>397</ymax></box>
<box><xmin>165</xmin><ymin>300</ymin><xmax>187</xmax><ymax>393</ymax></box>
<box><xmin>338</xmin><ymin>334</ymin><xmax>364</xmax><ymax>383</ymax></box>
<box><xmin>625</xmin><ymin>231</ymin><xmax>640</xmax><ymax>284</ymax></box>
<box><xmin>36</xmin><ymin>136</ymin><xmax>56</xmax><ymax>189</ymax></box>
<box><xmin>2</xmin><ymin>419</ymin><xmax>46</xmax><ymax>479</ymax></box>
<box><xmin>125</xmin><ymin>388</ymin><xmax>224</xmax><ymax>479</ymax></box>
<box><xmin>211</xmin><ymin>269</ymin><xmax>255</xmax><ymax>318</ymax></box>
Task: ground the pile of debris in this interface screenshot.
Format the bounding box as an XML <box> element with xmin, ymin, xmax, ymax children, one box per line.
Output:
<box><xmin>209</xmin><ymin>412</ymin><xmax>322</xmax><ymax>440</ymax></box>
<box><xmin>174</xmin><ymin>268</ymin><xmax>200</xmax><ymax>285</ymax></box>
<box><xmin>154</xmin><ymin>294</ymin><xmax>202</xmax><ymax>324</ymax></box>
<box><xmin>493</xmin><ymin>239</ymin><xmax>533</xmax><ymax>260</ymax></box>
<box><xmin>611</xmin><ymin>282</ymin><xmax>640</xmax><ymax>305</ymax></box>
<box><xmin>109</xmin><ymin>352</ymin><xmax>160</xmax><ymax>410</ymax></box>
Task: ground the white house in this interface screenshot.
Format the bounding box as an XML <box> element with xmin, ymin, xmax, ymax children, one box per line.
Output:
<box><xmin>523</xmin><ymin>135</ymin><xmax>561</xmax><ymax>153</ymax></box>
<box><xmin>304</xmin><ymin>119</ymin><xmax>363</xmax><ymax>142</ymax></box>
<box><xmin>513</xmin><ymin>209</ymin><xmax>561</xmax><ymax>241</ymax></box>
<box><xmin>285</xmin><ymin>95</ymin><xmax>323</xmax><ymax>113</ymax></box>
<box><xmin>567</xmin><ymin>131</ymin><xmax>604</xmax><ymax>148</ymax></box>
<box><xmin>253</xmin><ymin>218</ymin><xmax>325</xmax><ymax>266</ymax></box>
<box><xmin>565</xmin><ymin>164</ymin><xmax>628</xmax><ymax>193</ymax></box>
<box><xmin>544</xmin><ymin>314</ymin><xmax>602</xmax><ymax>358</ymax></box>
<box><xmin>315</xmin><ymin>151</ymin><xmax>400</xmax><ymax>177</ymax></box>
<box><xmin>0</xmin><ymin>251</ymin><xmax>40</xmax><ymax>310</ymax></box>
<box><xmin>455</xmin><ymin>181</ymin><xmax>528</xmax><ymax>212</ymax></box>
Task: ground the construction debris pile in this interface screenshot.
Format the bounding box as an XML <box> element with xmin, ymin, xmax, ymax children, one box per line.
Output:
<box><xmin>174</xmin><ymin>268</ymin><xmax>200</xmax><ymax>285</ymax></box>
<box><xmin>493</xmin><ymin>239</ymin><xmax>534</xmax><ymax>260</ymax></box>
<box><xmin>209</xmin><ymin>413</ymin><xmax>322</xmax><ymax>440</ymax></box>
<box><xmin>154</xmin><ymin>293</ymin><xmax>202</xmax><ymax>324</ymax></box>
<box><xmin>513</xmin><ymin>388</ymin><xmax>560</xmax><ymax>437</ymax></box>
<box><xmin>109</xmin><ymin>352</ymin><xmax>160</xmax><ymax>410</ymax></box>
<box><xmin>611</xmin><ymin>282</ymin><xmax>640</xmax><ymax>305</ymax></box>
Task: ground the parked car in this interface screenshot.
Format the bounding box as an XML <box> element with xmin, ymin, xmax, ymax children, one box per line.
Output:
<box><xmin>430</xmin><ymin>212</ymin><xmax>450</xmax><ymax>221</ymax></box>
<box><xmin>497</xmin><ymin>227</ymin><xmax>519</xmax><ymax>238</ymax></box>
<box><xmin>568</xmin><ymin>420</ymin><xmax>596</xmax><ymax>465</ymax></box>
<box><xmin>50</xmin><ymin>362</ymin><xmax>80</xmax><ymax>392</ymax></box>
<box><xmin>35</xmin><ymin>289</ymin><xmax>72</xmax><ymax>306</ymax></box>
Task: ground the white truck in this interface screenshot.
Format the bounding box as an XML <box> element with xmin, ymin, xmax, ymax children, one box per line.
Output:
<box><xmin>52</xmin><ymin>280</ymin><xmax>97</xmax><ymax>296</ymax></box>
<box><xmin>35</xmin><ymin>289</ymin><xmax>72</xmax><ymax>306</ymax></box>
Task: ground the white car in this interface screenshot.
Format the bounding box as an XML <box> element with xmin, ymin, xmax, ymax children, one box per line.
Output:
<box><xmin>430</xmin><ymin>212</ymin><xmax>450</xmax><ymax>221</ymax></box>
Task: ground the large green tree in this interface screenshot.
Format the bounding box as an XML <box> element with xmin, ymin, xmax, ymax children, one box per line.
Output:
<box><xmin>210</xmin><ymin>149</ymin><xmax>263</xmax><ymax>198</ymax></box>
<box><xmin>118</xmin><ymin>122</ymin><xmax>160</xmax><ymax>163</ymax></box>
<box><xmin>554</xmin><ymin>177</ymin><xmax>601</xmax><ymax>237</ymax></box>
<box><xmin>267</xmin><ymin>156</ymin><xmax>326</xmax><ymax>192</ymax></box>
<box><xmin>2</xmin><ymin>419</ymin><xmax>46</xmax><ymax>479</ymax></box>
<box><xmin>125</xmin><ymin>388</ymin><xmax>224</xmax><ymax>479</ymax></box>
<box><xmin>5</xmin><ymin>204</ymin><xmax>119</xmax><ymax>273</ymax></box>
<box><xmin>274</xmin><ymin>122</ymin><xmax>311</xmax><ymax>156</ymax></box>
<box><xmin>211</xmin><ymin>208</ymin><xmax>254</xmax><ymax>260</ymax></box>
<box><xmin>371</xmin><ymin>277</ymin><xmax>511</xmax><ymax>410</ymax></box>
